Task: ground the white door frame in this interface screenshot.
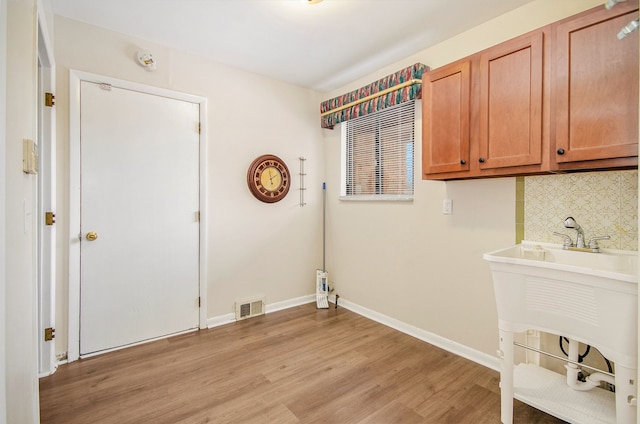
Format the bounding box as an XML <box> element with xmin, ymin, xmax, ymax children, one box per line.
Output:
<box><xmin>67</xmin><ymin>70</ymin><xmax>208</xmax><ymax>362</ymax></box>
<box><xmin>37</xmin><ymin>5</ymin><xmax>57</xmax><ymax>377</ymax></box>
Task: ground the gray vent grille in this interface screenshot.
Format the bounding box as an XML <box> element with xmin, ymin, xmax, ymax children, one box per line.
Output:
<box><xmin>235</xmin><ymin>297</ymin><xmax>265</xmax><ymax>320</ymax></box>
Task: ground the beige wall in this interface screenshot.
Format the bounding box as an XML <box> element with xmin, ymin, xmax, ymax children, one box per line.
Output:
<box><xmin>0</xmin><ymin>0</ymin><xmax>6</xmax><ymax>420</ymax></box>
<box><xmin>53</xmin><ymin>16</ymin><xmax>325</xmax><ymax>356</ymax></box>
<box><xmin>5</xmin><ymin>0</ymin><xmax>40</xmax><ymax>422</ymax></box>
<box><xmin>322</xmin><ymin>0</ymin><xmax>604</xmax><ymax>358</ymax></box>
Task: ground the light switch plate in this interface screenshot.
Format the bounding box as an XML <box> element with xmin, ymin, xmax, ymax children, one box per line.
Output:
<box><xmin>442</xmin><ymin>198</ymin><xmax>453</xmax><ymax>215</ymax></box>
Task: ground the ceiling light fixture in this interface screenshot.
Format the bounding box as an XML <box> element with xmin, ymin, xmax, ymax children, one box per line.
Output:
<box><xmin>307</xmin><ymin>0</ymin><xmax>323</xmax><ymax>4</ymax></box>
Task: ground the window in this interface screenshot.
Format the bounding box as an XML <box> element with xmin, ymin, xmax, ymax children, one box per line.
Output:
<box><xmin>341</xmin><ymin>101</ymin><xmax>416</xmax><ymax>200</ymax></box>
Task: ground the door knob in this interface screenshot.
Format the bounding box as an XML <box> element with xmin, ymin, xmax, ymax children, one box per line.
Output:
<box><xmin>86</xmin><ymin>232</ymin><xmax>98</xmax><ymax>241</ymax></box>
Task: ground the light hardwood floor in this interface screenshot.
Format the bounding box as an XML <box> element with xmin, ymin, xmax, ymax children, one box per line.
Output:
<box><xmin>40</xmin><ymin>303</ymin><xmax>565</xmax><ymax>423</ymax></box>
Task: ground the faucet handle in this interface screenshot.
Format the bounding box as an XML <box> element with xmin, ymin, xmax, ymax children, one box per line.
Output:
<box><xmin>553</xmin><ymin>232</ymin><xmax>574</xmax><ymax>249</ymax></box>
<box><xmin>588</xmin><ymin>235</ymin><xmax>611</xmax><ymax>250</ymax></box>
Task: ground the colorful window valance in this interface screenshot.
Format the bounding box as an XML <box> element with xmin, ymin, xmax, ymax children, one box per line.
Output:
<box><xmin>320</xmin><ymin>62</ymin><xmax>429</xmax><ymax>129</ymax></box>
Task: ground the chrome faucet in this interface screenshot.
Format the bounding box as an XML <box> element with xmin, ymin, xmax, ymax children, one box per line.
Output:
<box><xmin>553</xmin><ymin>217</ymin><xmax>610</xmax><ymax>252</ymax></box>
<box><xmin>563</xmin><ymin>217</ymin><xmax>585</xmax><ymax>248</ymax></box>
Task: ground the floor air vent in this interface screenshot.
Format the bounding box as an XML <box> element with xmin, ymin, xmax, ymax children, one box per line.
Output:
<box><xmin>235</xmin><ymin>297</ymin><xmax>265</xmax><ymax>320</ymax></box>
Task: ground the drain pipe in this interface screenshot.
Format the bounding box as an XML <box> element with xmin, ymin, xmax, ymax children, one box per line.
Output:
<box><xmin>566</xmin><ymin>338</ymin><xmax>615</xmax><ymax>391</ymax></box>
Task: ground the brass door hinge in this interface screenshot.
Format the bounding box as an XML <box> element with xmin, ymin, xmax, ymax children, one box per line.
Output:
<box><xmin>45</xmin><ymin>211</ymin><xmax>56</xmax><ymax>226</ymax></box>
<box><xmin>44</xmin><ymin>327</ymin><xmax>55</xmax><ymax>341</ymax></box>
<box><xmin>44</xmin><ymin>92</ymin><xmax>55</xmax><ymax>107</ymax></box>
<box><xmin>198</xmin><ymin>297</ymin><xmax>201</xmax><ymax>308</ymax></box>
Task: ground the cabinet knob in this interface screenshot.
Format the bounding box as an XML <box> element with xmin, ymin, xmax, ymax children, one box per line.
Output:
<box><xmin>557</xmin><ymin>148</ymin><xmax>565</xmax><ymax>155</ymax></box>
<box><xmin>460</xmin><ymin>159</ymin><xmax>466</xmax><ymax>165</ymax></box>
<box><xmin>479</xmin><ymin>157</ymin><xmax>485</xmax><ymax>163</ymax></box>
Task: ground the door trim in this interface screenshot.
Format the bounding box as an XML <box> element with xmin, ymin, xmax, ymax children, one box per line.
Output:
<box><xmin>37</xmin><ymin>4</ymin><xmax>57</xmax><ymax>376</ymax></box>
<box><xmin>67</xmin><ymin>70</ymin><xmax>208</xmax><ymax>362</ymax></box>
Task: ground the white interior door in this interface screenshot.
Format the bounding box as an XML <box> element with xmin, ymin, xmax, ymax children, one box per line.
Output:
<box><xmin>79</xmin><ymin>81</ymin><xmax>200</xmax><ymax>355</ymax></box>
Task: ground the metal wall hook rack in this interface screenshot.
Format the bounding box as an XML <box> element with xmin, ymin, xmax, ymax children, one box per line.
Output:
<box><xmin>299</xmin><ymin>157</ymin><xmax>307</xmax><ymax>207</ymax></box>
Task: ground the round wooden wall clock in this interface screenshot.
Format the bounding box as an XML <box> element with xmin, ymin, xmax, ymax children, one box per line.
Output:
<box><xmin>247</xmin><ymin>154</ymin><xmax>291</xmax><ymax>203</ymax></box>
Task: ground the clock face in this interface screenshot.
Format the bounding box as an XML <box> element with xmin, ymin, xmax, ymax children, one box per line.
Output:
<box><xmin>259</xmin><ymin>166</ymin><xmax>283</xmax><ymax>192</ymax></box>
<box><xmin>247</xmin><ymin>155</ymin><xmax>290</xmax><ymax>203</ymax></box>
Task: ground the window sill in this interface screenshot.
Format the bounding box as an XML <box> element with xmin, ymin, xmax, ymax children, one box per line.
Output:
<box><xmin>339</xmin><ymin>195</ymin><xmax>414</xmax><ymax>202</ymax></box>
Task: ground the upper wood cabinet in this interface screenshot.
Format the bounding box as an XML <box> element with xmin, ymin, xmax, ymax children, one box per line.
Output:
<box><xmin>478</xmin><ymin>31</ymin><xmax>544</xmax><ymax>170</ymax></box>
<box><xmin>422</xmin><ymin>3</ymin><xmax>638</xmax><ymax>180</ymax></box>
<box><xmin>552</xmin><ymin>2</ymin><xmax>639</xmax><ymax>171</ymax></box>
<box><xmin>422</xmin><ymin>60</ymin><xmax>471</xmax><ymax>175</ymax></box>
<box><xmin>423</xmin><ymin>29</ymin><xmax>548</xmax><ymax>179</ymax></box>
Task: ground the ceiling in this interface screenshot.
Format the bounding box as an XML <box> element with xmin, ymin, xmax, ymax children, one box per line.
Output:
<box><xmin>50</xmin><ymin>0</ymin><xmax>536</xmax><ymax>92</ymax></box>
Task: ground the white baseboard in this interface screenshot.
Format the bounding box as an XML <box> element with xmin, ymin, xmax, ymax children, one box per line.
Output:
<box><xmin>209</xmin><ymin>294</ymin><xmax>498</xmax><ymax>371</ymax></box>
<box><xmin>206</xmin><ymin>294</ymin><xmax>316</xmax><ymax>329</ymax></box>
<box><xmin>266</xmin><ymin>294</ymin><xmax>315</xmax><ymax>314</ymax></box>
<box><xmin>207</xmin><ymin>313</ymin><xmax>235</xmax><ymax>328</ymax></box>
<box><xmin>337</xmin><ymin>298</ymin><xmax>500</xmax><ymax>372</ymax></box>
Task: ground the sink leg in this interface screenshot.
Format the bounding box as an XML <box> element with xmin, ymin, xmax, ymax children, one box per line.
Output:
<box><xmin>614</xmin><ymin>364</ymin><xmax>637</xmax><ymax>424</ymax></box>
<box><xmin>499</xmin><ymin>329</ymin><xmax>514</xmax><ymax>424</ymax></box>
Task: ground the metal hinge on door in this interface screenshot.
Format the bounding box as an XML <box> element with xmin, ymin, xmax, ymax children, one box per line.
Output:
<box><xmin>45</xmin><ymin>211</ymin><xmax>56</xmax><ymax>226</ymax></box>
<box><xmin>44</xmin><ymin>327</ymin><xmax>55</xmax><ymax>341</ymax></box>
<box><xmin>198</xmin><ymin>297</ymin><xmax>201</xmax><ymax>308</ymax></box>
<box><xmin>44</xmin><ymin>92</ymin><xmax>55</xmax><ymax>107</ymax></box>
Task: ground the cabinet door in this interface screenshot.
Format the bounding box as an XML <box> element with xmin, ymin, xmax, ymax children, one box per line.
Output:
<box><xmin>422</xmin><ymin>61</ymin><xmax>471</xmax><ymax>176</ymax></box>
<box><xmin>478</xmin><ymin>31</ymin><xmax>544</xmax><ymax>169</ymax></box>
<box><xmin>554</xmin><ymin>3</ymin><xmax>639</xmax><ymax>164</ymax></box>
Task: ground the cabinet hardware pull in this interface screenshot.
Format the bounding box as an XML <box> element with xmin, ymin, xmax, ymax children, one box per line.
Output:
<box><xmin>479</xmin><ymin>157</ymin><xmax>485</xmax><ymax>163</ymax></box>
<box><xmin>557</xmin><ymin>148</ymin><xmax>565</xmax><ymax>155</ymax></box>
<box><xmin>460</xmin><ymin>159</ymin><xmax>466</xmax><ymax>165</ymax></box>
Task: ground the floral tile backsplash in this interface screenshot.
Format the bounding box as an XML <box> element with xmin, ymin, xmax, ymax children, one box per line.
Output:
<box><xmin>524</xmin><ymin>170</ymin><xmax>638</xmax><ymax>251</ymax></box>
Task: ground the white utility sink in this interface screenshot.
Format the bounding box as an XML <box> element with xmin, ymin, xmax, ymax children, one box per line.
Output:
<box><xmin>484</xmin><ymin>240</ymin><xmax>637</xmax><ymax>367</ymax></box>
<box><xmin>485</xmin><ymin>241</ymin><xmax>637</xmax><ymax>283</ymax></box>
<box><xmin>484</xmin><ymin>241</ymin><xmax>638</xmax><ymax>424</ymax></box>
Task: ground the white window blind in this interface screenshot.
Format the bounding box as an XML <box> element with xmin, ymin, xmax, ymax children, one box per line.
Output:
<box><xmin>342</xmin><ymin>101</ymin><xmax>415</xmax><ymax>199</ymax></box>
